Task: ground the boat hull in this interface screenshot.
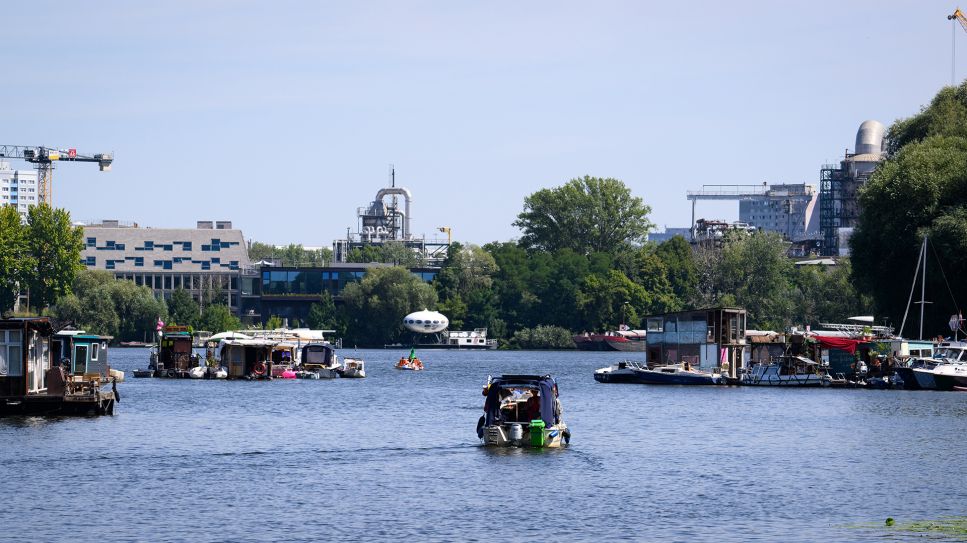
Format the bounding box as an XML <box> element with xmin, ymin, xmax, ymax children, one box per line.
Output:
<box><xmin>481</xmin><ymin>423</ymin><xmax>569</xmax><ymax>448</ymax></box>
<box><xmin>892</xmin><ymin>367</ymin><xmax>922</xmax><ymax>390</ymax></box>
<box><xmin>593</xmin><ymin>368</ymin><xmax>641</xmax><ymax>383</ymax></box>
<box><xmin>0</xmin><ymin>393</ymin><xmax>117</xmax><ymax>417</ymax></box>
<box><xmin>912</xmin><ymin>368</ymin><xmax>937</xmax><ymax>390</ymax></box>
<box><xmin>632</xmin><ymin>369</ymin><xmax>719</xmax><ymax>385</ymax></box>
<box><xmin>933</xmin><ymin>372</ymin><xmax>967</xmax><ymax>391</ymax></box>
<box><xmin>573</xmin><ymin>334</ymin><xmax>645</xmax><ymax>352</ymax></box>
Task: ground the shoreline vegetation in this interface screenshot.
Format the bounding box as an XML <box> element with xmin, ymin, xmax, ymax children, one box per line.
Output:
<box><xmin>5</xmin><ymin>82</ymin><xmax>967</xmax><ymax>348</ymax></box>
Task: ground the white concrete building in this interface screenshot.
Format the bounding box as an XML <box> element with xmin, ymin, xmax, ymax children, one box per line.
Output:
<box><xmin>738</xmin><ymin>183</ymin><xmax>819</xmax><ymax>241</ymax></box>
<box><xmin>0</xmin><ymin>161</ymin><xmax>39</xmax><ymax>220</ymax></box>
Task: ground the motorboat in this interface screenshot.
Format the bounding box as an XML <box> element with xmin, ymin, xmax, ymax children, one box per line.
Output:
<box><xmin>931</xmin><ymin>363</ymin><xmax>967</xmax><ymax>391</ymax></box>
<box><xmin>478</xmin><ymin>374</ymin><xmax>569</xmax><ymax>448</ymax></box>
<box><xmin>593</xmin><ymin>360</ymin><xmax>647</xmax><ymax>383</ymax></box>
<box><xmin>741</xmin><ymin>355</ymin><xmax>832</xmax><ymax>387</ymax></box>
<box><xmin>298</xmin><ymin>343</ymin><xmax>341</xmax><ymax>379</ymax></box>
<box><xmin>339</xmin><ymin>357</ymin><xmax>366</xmax><ymax>378</ymax></box>
<box><xmin>911</xmin><ymin>342</ymin><xmax>967</xmax><ymax>390</ymax></box>
<box><xmin>630</xmin><ymin>362</ymin><xmax>722</xmax><ymax>385</ymax></box>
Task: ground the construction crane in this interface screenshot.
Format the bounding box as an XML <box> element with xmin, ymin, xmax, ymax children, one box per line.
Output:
<box><xmin>949</xmin><ymin>8</ymin><xmax>967</xmax><ymax>84</ymax></box>
<box><xmin>0</xmin><ymin>145</ymin><xmax>113</xmax><ymax>206</ymax></box>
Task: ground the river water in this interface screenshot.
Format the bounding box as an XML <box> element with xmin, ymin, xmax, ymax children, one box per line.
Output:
<box><xmin>2</xmin><ymin>348</ymin><xmax>965</xmax><ymax>542</ymax></box>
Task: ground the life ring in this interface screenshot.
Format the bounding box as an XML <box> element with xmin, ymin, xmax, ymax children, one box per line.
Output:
<box><xmin>165</xmin><ymin>368</ymin><xmax>176</xmax><ymax>378</ymax></box>
<box><xmin>253</xmin><ymin>362</ymin><xmax>266</xmax><ymax>376</ymax></box>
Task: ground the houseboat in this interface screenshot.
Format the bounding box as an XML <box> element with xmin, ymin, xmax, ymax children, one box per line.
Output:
<box><xmin>478</xmin><ymin>374</ymin><xmax>569</xmax><ymax>448</ymax></box>
<box><xmin>219</xmin><ymin>338</ymin><xmax>276</xmax><ymax>380</ymax></box>
<box><xmin>149</xmin><ymin>326</ymin><xmax>199</xmax><ymax>378</ymax></box>
<box><xmin>643</xmin><ymin>307</ymin><xmax>746</xmax><ymax>379</ymax></box>
<box><xmin>0</xmin><ymin>318</ymin><xmax>118</xmax><ymax>416</ymax></box>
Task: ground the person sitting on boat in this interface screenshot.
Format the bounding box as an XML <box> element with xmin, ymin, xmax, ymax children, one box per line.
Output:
<box><xmin>682</xmin><ymin>360</ymin><xmax>691</xmax><ymax>371</ymax></box>
<box><xmin>552</xmin><ymin>384</ymin><xmax>563</xmax><ymax>424</ymax></box>
<box><xmin>525</xmin><ymin>390</ymin><xmax>541</xmax><ymax>422</ymax></box>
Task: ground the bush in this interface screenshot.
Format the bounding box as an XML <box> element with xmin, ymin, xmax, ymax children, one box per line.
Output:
<box><xmin>507</xmin><ymin>325</ymin><xmax>575</xmax><ymax>350</ymax></box>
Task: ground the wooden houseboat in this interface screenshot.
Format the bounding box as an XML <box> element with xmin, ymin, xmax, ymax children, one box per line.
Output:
<box><xmin>0</xmin><ymin>318</ymin><xmax>118</xmax><ymax>416</ymax></box>
<box><xmin>218</xmin><ymin>338</ymin><xmax>276</xmax><ymax>380</ymax></box>
<box><xmin>150</xmin><ymin>325</ymin><xmax>199</xmax><ymax>377</ymax></box>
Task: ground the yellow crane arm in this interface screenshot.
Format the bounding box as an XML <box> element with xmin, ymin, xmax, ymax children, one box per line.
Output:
<box><xmin>949</xmin><ymin>8</ymin><xmax>967</xmax><ymax>33</ymax></box>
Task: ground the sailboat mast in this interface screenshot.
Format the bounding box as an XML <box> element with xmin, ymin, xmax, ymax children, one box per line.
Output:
<box><xmin>920</xmin><ymin>235</ymin><xmax>927</xmax><ymax>341</ymax></box>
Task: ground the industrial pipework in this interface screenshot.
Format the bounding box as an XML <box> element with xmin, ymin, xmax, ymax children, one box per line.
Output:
<box><xmin>374</xmin><ymin>187</ymin><xmax>413</xmax><ymax>239</ymax></box>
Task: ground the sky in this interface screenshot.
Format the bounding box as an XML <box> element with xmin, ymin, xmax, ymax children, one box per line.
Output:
<box><xmin>2</xmin><ymin>1</ymin><xmax>962</xmax><ymax>247</ymax></box>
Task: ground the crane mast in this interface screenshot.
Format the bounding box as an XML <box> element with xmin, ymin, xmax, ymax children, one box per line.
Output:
<box><xmin>949</xmin><ymin>8</ymin><xmax>967</xmax><ymax>85</ymax></box>
<box><xmin>0</xmin><ymin>145</ymin><xmax>113</xmax><ymax>206</ymax></box>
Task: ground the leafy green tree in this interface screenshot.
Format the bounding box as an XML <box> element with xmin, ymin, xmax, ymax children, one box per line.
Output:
<box><xmin>25</xmin><ymin>204</ymin><xmax>83</xmax><ymax>310</ymax></box>
<box><xmin>248</xmin><ymin>241</ymin><xmax>332</xmax><ymax>266</ymax></box>
<box><xmin>655</xmin><ymin>236</ymin><xmax>698</xmax><ymax>304</ymax></box>
<box><xmin>0</xmin><ymin>206</ymin><xmax>29</xmax><ymax>314</ymax></box>
<box><xmin>201</xmin><ymin>305</ymin><xmax>242</xmax><ymax>333</ymax></box>
<box><xmin>886</xmin><ymin>82</ymin><xmax>967</xmax><ymax>154</ymax></box>
<box><xmin>264</xmin><ymin>315</ymin><xmax>284</xmax><ymax>329</ymax></box>
<box><xmin>851</xmin><ymin>135</ymin><xmax>967</xmax><ymax>331</ymax></box>
<box><xmin>514</xmin><ymin>175</ymin><xmax>654</xmax><ymax>255</ymax></box>
<box><xmin>50</xmin><ymin>270</ymin><xmax>166</xmax><ymax>341</ymax></box>
<box><xmin>167</xmin><ymin>288</ymin><xmax>200</xmax><ymax>328</ymax></box>
<box><xmin>346</xmin><ymin>245</ymin><xmax>382</xmax><ymax>263</ymax></box>
<box><xmin>306</xmin><ymin>292</ymin><xmax>339</xmax><ymax>330</ymax></box>
<box><xmin>576</xmin><ymin>270</ymin><xmax>650</xmax><ymax>331</ymax></box>
<box><xmin>717</xmin><ymin>231</ymin><xmax>794</xmax><ymax>330</ymax></box>
<box><xmin>341</xmin><ymin>266</ymin><xmax>438</xmax><ymax>346</ymax></box>
<box><xmin>111</xmin><ymin>280</ymin><xmax>168</xmax><ymax>341</ymax></box>
<box><xmin>509</xmin><ymin>325</ymin><xmax>575</xmax><ymax>350</ymax></box>
<box><xmin>791</xmin><ymin>259</ymin><xmax>872</xmax><ymax>328</ymax></box>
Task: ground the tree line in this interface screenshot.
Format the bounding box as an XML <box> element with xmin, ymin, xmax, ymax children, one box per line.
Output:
<box><xmin>295</xmin><ymin>176</ymin><xmax>870</xmax><ymax>347</ymax></box>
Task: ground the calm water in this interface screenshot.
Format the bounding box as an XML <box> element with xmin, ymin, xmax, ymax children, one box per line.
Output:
<box><xmin>2</xmin><ymin>348</ymin><xmax>966</xmax><ymax>542</ymax></box>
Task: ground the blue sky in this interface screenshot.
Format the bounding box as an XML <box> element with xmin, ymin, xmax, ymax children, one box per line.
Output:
<box><xmin>3</xmin><ymin>1</ymin><xmax>960</xmax><ymax>246</ymax></box>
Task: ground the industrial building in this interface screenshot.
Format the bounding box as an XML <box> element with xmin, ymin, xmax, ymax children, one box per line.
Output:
<box><xmin>819</xmin><ymin>120</ymin><xmax>887</xmax><ymax>256</ymax></box>
<box><xmin>79</xmin><ymin>220</ymin><xmax>251</xmax><ymax>314</ymax></box>
<box><xmin>0</xmin><ymin>161</ymin><xmax>39</xmax><ymax>220</ymax></box>
<box><xmin>247</xmin><ymin>263</ymin><xmax>438</xmax><ymax>325</ymax></box>
<box><xmin>686</xmin><ymin>183</ymin><xmax>819</xmax><ymax>243</ymax></box>
<box><xmin>332</xmin><ymin>172</ymin><xmax>450</xmax><ymax>266</ymax></box>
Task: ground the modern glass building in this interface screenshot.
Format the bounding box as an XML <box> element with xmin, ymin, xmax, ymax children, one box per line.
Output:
<box><xmin>243</xmin><ymin>264</ymin><xmax>438</xmax><ymax>325</ymax></box>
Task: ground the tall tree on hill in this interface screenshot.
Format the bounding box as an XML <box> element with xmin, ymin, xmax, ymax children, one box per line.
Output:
<box><xmin>0</xmin><ymin>206</ymin><xmax>30</xmax><ymax>314</ymax></box>
<box><xmin>514</xmin><ymin>176</ymin><xmax>653</xmax><ymax>255</ymax></box>
<box><xmin>25</xmin><ymin>204</ymin><xmax>83</xmax><ymax>311</ymax></box>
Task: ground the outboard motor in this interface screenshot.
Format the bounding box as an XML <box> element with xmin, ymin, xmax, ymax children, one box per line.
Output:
<box><xmin>509</xmin><ymin>423</ymin><xmax>523</xmax><ymax>445</ymax></box>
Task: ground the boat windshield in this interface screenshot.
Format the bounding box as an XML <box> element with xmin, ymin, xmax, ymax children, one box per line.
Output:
<box><xmin>934</xmin><ymin>348</ymin><xmax>966</xmax><ymax>361</ymax></box>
